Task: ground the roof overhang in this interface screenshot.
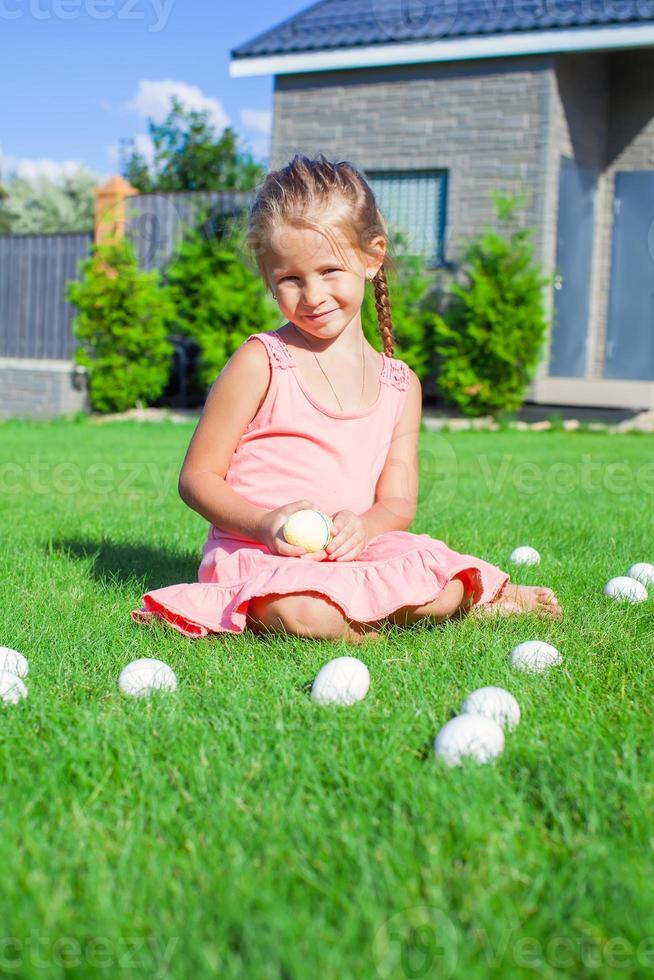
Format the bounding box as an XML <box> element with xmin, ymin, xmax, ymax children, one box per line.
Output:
<box><xmin>230</xmin><ymin>23</ymin><xmax>654</xmax><ymax>77</ymax></box>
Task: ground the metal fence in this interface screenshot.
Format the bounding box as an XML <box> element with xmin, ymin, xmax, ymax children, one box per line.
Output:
<box><xmin>0</xmin><ymin>191</ymin><xmax>255</xmax><ymax>362</ymax></box>
<box><xmin>125</xmin><ymin>190</ymin><xmax>255</xmax><ymax>271</ymax></box>
<box><xmin>0</xmin><ymin>232</ymin><xmax>92</xmax><ymax>360</ymax></box>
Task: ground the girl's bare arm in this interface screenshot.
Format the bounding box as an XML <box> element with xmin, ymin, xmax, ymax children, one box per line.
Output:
<box><xmin>178</xmin><ymin>340</ymin><xmax>272</xmax><ymax>542</ymax></box>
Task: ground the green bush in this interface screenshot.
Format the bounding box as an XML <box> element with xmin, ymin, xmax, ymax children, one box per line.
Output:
<box><xmin>164</xmin><ymin>206</ymin><xmax>279</xmax><ymax>391</ymax></box>
<box><xmin>361</xmin><ymin>229</ymin><xmax>438</xmax><ymax>381</ymax></box>
<box><xmin>432</xmin><ymin>192</ymin><xmax>551</xmax><ymax>417</ymax></box>
<box><xmin>67</xmin><ymin>238</ymin><xmax>175</xmax><ymax>413</ymax></box>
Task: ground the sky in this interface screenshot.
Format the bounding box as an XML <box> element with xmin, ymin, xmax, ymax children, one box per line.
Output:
<box><xmin>0</xmin><ymin>0</ymin><xmax>311</xmax><ymax>184</ymax></box>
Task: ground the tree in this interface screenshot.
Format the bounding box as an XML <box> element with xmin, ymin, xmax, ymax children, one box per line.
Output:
<box><xmin>0</xmin><ymin>168</ymin><xmax>97</xmax><ymax>234</ymax></box>
<box><xmin>120</xmin><ymin>95</ymin><xmax>265</xmax><ymax>193</ymax></box>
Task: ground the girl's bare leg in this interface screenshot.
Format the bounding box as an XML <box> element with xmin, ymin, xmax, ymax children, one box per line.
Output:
<box><xmin>384</xmin><ymin>578</ymin><xmax>469</xmax><ymax>627</ymax></box>
<box><xmin>246</xmin><ymin>577</ymin><xmax>563</xmax><ymax>644</ymax></box>
<box><xmin>384</xmin><ymin>577</ymin><xmax>563</xmax><ymax>627</ymax></box>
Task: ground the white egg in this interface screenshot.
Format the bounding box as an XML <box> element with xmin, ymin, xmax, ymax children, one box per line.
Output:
<box><xmin>460</xmin><ymin>686</ymin><xmax>521</xmax><ymax>731</ymax></box>
<box><xmin>311</xmin><ymin>656</ymin><xmax>370</xmax><ymax>706</ymax></box>
<box><xmin>604</xmin><ymin>576</ymin><xmax>648</xmax><ymax>604</ymax></box>
<box><xmin>434</xmin><ymin>714</ymin><xmax>505</xmax><ymax>767</ymax></box>
<box><xmin>509</xmin><ymin>546</ymin><xmax>541</xmax><ymax>566</ymax></box>
<box><xmin>626</xmin><ymin>563</ymin><xmax>654</xmax><ymax>588</ymax></box>
<box><xmin>283</xmin><ymin>509</ymin><xmax>333</xmax><ymax>553</ymax></box>
<box><xmin>0</xmin><ymin>646</ymin><xmax>28</xmax><ymax>678</ymax></box>
<box><xmin>0</xmin><ymin>670</ymin><xmax>28</xmax><ymax>705</ymax></box>
<box><xmin>511</xmin><ymin>640</ymin><xmax>562</xmax><ymax>673</ymax></box>
<box><xmin>118</xmin><ymin>658</ymin><xmax>177</xmax><ymax>698</ymax></box>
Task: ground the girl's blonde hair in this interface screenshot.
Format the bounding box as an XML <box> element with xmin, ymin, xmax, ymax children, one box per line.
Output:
<box><xmin>244</xmin><ymin>153</ymin><xmax>398</xmax><ymax>356</ymax></box>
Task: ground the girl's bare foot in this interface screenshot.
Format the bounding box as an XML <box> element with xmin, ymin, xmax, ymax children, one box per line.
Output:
<box><xmin>472</xmin><ymin>583</ymin><xmax>563</xmax><ymax>620</ymax></box>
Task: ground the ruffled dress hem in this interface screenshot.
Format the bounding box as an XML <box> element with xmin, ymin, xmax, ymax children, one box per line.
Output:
<box><xmin>130</xmin><ymin>531</ymin><xmax>510</xmax><ymax>639</ymax></box>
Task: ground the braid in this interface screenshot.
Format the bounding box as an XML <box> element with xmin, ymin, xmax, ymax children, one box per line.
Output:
<box><xmin>371</xmin><ymin>266</ymin><xmax>395</xmax><ymax>357</ymax></box>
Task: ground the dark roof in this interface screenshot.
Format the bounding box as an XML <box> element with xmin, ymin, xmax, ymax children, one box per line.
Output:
<box><xmin>231</xmin><ymin>0</ymin><xmax>653</xmax><ymax>59</ymax></box>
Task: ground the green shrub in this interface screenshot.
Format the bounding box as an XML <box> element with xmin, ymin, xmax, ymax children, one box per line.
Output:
<box><xmin>164</xmin><ymin>206</ymin><xmax>279</xmax><ymax>391</ymax></box>
<box><xmin>67</xmin><ymin>238</ymin><xmax>175</xmax><ymax>413</ymax></box>
<box><xmin>432</xmin><ymin>192</ymin><xmax>550</xmax><ymax>417</ymax></box>
<box><xmin>361</xmin><ymin>230</ymin><xmax>438</xmax><ymax>381</ymax></box>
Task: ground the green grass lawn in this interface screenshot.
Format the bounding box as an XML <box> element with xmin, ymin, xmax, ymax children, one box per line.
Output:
<box><xmin>1</xmin><ymin>417</ymin><xmax>653</xmax><ymax>979</ymax></box>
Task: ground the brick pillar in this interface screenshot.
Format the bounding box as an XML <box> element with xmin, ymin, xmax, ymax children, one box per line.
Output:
<box><xmin>94</xmin><ymin>175</ymin><xmax>138</xmax><ymax>245</ymax></box>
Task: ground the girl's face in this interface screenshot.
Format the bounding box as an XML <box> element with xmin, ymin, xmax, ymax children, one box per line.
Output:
<box><xmin>264</xmin><ymin>223</ymin><xmax>384</xmax><ymax>342</ymax></box>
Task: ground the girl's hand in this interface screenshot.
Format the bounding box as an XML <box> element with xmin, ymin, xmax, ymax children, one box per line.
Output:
<box><xmin>259</xmin><ymin>499</ymin><xmax>329</xmax><ymax>561</ymax></box>
<box><xmin>325</xmin><ymin>510</ymin><xmax>368</xmax><ymax>562</ymax></box>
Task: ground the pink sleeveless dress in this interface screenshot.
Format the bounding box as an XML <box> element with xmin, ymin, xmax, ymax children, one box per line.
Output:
<box><xmin>131</xmin><ymin>329</ymin><xmax>510</xmax><ymax>638</ymax></box>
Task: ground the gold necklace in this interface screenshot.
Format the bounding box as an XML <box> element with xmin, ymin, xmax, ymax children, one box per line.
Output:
<box><xmin>291</xmin><ymin>322</ymin><xmax>366</xmax><ymax>412</ymax></box>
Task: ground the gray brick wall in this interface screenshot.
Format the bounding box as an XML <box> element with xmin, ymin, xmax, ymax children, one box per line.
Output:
<box><xmin>271</xmin><ymin>57</ymin><xmax>553</xmax><ymax>267</ymax></box>
<box><xmin>0</xmin><ymin>360</ymin><xmax>89</xmax><ymax>420</ymax></box>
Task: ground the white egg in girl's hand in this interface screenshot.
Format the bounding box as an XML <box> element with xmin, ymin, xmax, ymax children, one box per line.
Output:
<box><xmin>604</xmin><ymin>576</ymin><xmax>647</xmax><ymax>603</ymax></box>
<box><xmin>626</xmin><ymin>563</ymin><xmax>654</xmax><ymax>588</ymax></box>
<box><xmin>460</xmin><ymin>686</ymin><xmax>521</xmax><ymax>731</ymax></box>
<box><xmin>283</xmin><ymin>509</ymin><xmax>333</xmax><ymax>553</ymax></box>
<box><xmin>311</xmin><ymin>656</ymin><xmax>370</xmax><ymax>706</ymax></box>
<box><xmin>509</xmin><ymin>546</ymin><xmax>541</xmax><ymax>565</ymax></box>
<box><xmin>511</xmin><ymin>640</ymin><xmax>562</xmax><ymax>673</ymax></box>
<box><xmin>0</xmin><ymin>646</ymin><xmax>28</xmax><ymax>678</ymax></box>
<box><xmin>434</xmin><ymin>715</ymin><xmax>505</xmax><ymax>767</ymax></box>
<box><xmin>118</xmin><ymin>658</ymin><xmax>177</xmax><ymax>698</ymax></box>
<box><xmin>0</xmin><ymin>670</ymin><xmax>28</xmax><ymax>705</ymax></box>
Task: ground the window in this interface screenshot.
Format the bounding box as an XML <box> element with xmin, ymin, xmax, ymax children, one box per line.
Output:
<box><xmin>364</xmin><ymin>169</ymin><xmax>448</xmax><ymax>268</ymax></box>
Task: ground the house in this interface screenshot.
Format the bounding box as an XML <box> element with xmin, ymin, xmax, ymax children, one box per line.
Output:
<box><xmin>230</xmin><ymin>0</ymin><xmax>654</xmax><ymax>410</ymax></box>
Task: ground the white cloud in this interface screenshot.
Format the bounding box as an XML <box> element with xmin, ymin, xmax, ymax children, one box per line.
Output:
<box><xmin>0</xmin><ymin>147</ymin><xmax>97</xmax><ymax>183</ymax></box>
<box><xmin>244</xmin><ymin>135</ymin><xmax>270</xmax><ymax>164</ymax></box>
<box><xmin>126</xmin><ymin>79</ymin><xmax>230</xmax><ymax>132</ymax></box>
<box><xmin>106</xmin><ymin>131</ymin><xmax>155</xmax><ymax>176</ymax></box>
<box><xmin>133</xmin><ymin>133</ymin><xmax>156</xmax><ymax>165</ymax></box>
<box><xmin>240</xmin><ymin>108</ymin><xmax>272</xmax><ymax>135</ymax></box>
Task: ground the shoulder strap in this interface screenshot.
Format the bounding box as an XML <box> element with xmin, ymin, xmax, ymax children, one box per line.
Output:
<box><xmin>245</xmin><ymin>330</ymin><xmax>295</xmax><ymax>370</ymax></box>
<box><xmin>381</xmin><ymin>355</ymin><xmax>410</xmax><ymax>391</ymax></box>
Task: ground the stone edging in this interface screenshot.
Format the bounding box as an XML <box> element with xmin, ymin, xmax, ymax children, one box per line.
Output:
<box><xmin>423</xmin><ymin>412</ymin><xmax>654</xmax><ymax>434</ymax></box>
<box><xmin>82</xmin><ymin>406</ymin><xmax>654</xmax><ymax>433</ymax></box>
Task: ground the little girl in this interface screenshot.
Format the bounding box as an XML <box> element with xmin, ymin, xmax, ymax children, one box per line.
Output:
<box><xmin>132</xmin><ymin>154</ymin><xmax>562</xmax><ymax>642</ymax></box>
